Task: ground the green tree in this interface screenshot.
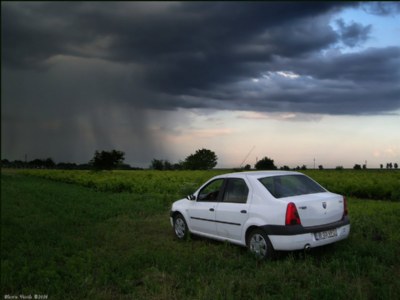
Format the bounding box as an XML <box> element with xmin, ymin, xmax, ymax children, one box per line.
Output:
<box><xmin>164</xmin><ymin>160</ymin><xmax>173</xmax><ymax>170</ymax></box>
<box><xmin>28</xmin><ymin>158</ymin><xmax>54</xmax><ymax>169</ymax></box>
<box><xmin>173</xmin><ymin>162</ymin><xmax>184</xmax><ymax>170</ymax></box>
<box><xmin>44</xmin><ymin>158</ymin><xmax>55</xmax><ymax>169</ymax></box>
<box><xmin>183</xmin><ymin>149</ymin><xmax>218</xmax><ymax>170</ymax></box>
<box><xmin>150</xmin><ymin>159</ymin><xmax>173</xmax><ymax>170</ymax></box>
<box><xmin>89</xmin><ymin>150</ymin><xmax>125</xmax><ymax>170</ymax></box>
<box><xmin>150</xmin><ymin>159</ymin><xmax>164</xmax><ymax>170</ymax></box>
<box><xmin>255</xmin><ymin>156</ymin><xmax>277</xmax><ymax>170</ymax></box>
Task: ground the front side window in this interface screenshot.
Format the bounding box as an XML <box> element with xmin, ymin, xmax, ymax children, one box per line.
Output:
<box><xmin>259</xmin><ymin>175</ymin><xmax>326</xmax><ymax>199</ymax></box>
<box><xmin>222</xmin><ymin>178</ymin><xmax>249</xmax><ymax>203</ymax></box>
<box><xmin>197</xmin><ymin>179</ymin><xmax>224</xmax><ymax>202</ymax></box>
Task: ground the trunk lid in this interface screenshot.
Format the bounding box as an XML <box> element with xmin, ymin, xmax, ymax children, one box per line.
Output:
<box><xmin>286</xmin><ymin>192</ymin><xmax>344</xmax><ymax>227</ymax></box>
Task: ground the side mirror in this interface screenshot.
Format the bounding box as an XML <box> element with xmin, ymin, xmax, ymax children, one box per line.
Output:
<box><xmin>186</xmin><ymin>194</ymin><xmax>196</xmax><ymax>201</ymax></box>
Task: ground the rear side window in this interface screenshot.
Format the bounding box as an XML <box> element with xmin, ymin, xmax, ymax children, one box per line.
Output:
<box><xmin>222</xmin><ymin>178</ymin><xmax>249</xmax><ymax>203</ymax></box>
<box><xmin>259</xmin><ymin>175</ymin><xmax>326</xmax><ymax>199</ymax></box>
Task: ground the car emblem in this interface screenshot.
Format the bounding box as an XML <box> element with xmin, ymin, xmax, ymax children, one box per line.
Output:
<box><xmin>322</xmin><ymin>202</ymin><xmax>327</xmax><ymax>209</ymax></box>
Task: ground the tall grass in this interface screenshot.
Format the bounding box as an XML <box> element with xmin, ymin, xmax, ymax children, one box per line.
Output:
<box><xmin>16</xmin><ymin>168</ymin><xmax>400</xmax><ymax>200</ymax></box>
<box><xmin>304</xmin><ymin>169</ymin><xmax>400</xmax><ymax>200</ymax></box>
<box><xmin>1</xmin><ymin>172</ymin><xmax>399</xmax><ymax>299</ymax></box>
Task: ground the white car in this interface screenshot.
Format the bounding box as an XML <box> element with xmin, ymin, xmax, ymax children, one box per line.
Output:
<box><xmin>170</xmin><ymin>171</ymin><xmax>350</xmax><ymax>259</ymax></box>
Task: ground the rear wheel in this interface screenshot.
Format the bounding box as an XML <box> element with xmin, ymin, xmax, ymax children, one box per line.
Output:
<box><xmin>247</xmin><ymin>229</ymin><xmax>274</xmax><ymax>260</ymax></box>
<box><xmin>173</xmin><ymin>213</ymin><xmax>188</xmax><ymax>240</ymax></box>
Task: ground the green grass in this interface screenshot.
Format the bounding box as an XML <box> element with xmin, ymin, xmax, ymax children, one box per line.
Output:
<box><xmin>303</xmin><ymin>170</ymin><xmax>400</xmax><ymax>200</ymax></box>
<box><xmin>17</xmin><ymin>169</ymin><xmax>400</xmax><ymax>201</ymax></box>
<box><xmin>1</xmin><ymin>171</ymin><xmax>400</xmax><ymax>299</ymax></box>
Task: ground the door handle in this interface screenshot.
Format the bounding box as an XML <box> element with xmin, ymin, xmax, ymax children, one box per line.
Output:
<box><xmin>209</xmin><ymin>208</ymin><xmax>215</xmax><ymax>212</ymax></box>
<box><xmin>241</xmin><ymin>210</ymin><xmax>247</xmax><ymax>214</ymax></box>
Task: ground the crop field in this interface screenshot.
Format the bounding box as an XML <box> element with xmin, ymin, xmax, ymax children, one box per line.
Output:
<box><xmin>16</xmin><ymin>168</ymin><xmax>400</xmax><ymax>200</ymax></box>
<box><xmin>1</xmin><ymin>169</ymin><xmax>400</xmax><ymax>299</ymax></box>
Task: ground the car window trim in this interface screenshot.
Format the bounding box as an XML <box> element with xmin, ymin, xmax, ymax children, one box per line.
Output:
<box><xmin>196</xmin><ymin>178</ymin><xmax>226</xmax><ymax>202</ymax></box>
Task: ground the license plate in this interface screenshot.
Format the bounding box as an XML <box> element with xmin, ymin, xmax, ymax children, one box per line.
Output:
<box><xmin>315</xmin><ymin>229</ymin><xmax>337</xmax><ymax>240</ymax></box>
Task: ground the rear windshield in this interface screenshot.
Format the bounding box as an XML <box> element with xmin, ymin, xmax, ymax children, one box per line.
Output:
<box><xmin>258</xmin><ymin>175</ymin><xmax>326</xmax><ymax>199</ymax></box>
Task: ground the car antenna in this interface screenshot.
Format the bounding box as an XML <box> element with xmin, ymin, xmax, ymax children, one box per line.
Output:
<box><xmin>239</xmin><ymin>146</ymin><xmax>255</xmax><ymax>168</ymax></box>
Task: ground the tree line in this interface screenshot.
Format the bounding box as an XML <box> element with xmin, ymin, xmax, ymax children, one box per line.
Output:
<box><xmin>150</xmin><ymin>148</ymin><xmax>217</xmax><ymax>170</ymax></box>
<box><xmin>0</xmin><ymin>148</ymin><xmax>218</xmax><ymax>171</ymax></box>
<box><xmin>0</xmin><ymin>150</ymin><xmax>137</xmax><ymax>170</ymax></box>
<box><xmin>1</xmin><ymin>150</ymin><xmax>398</xmax><ymax>171</ymax></box>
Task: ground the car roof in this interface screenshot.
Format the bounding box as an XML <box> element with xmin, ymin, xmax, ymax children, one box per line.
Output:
<box><xmin>219</xmin><ymin>170</ymin><xmax>301</xmax><ymax>179</ymax></box>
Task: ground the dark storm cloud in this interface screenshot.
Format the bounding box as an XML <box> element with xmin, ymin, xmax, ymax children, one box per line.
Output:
<box><xmin>335</xmin><ymin>19</ymin><xmax>372</xmax><ymax>48</ymax></box>
<box><xmin>2</xmin><ymin>2</ymin><xmax>342</xmax><ymax>68</ymax></box>
<box><xmin>2</xmin><ymin>2</ymin><xmax>400</xmax><ymax>164</ymax></box>
<box><xmin>3</xmin><ymin>1</ymin><xmax>398</xmax><ymax>115</ymax></box>
<box><xmin>3</xmin><ymin>1</ymin><xmax>348</xmax><ymax>95</ymax></box>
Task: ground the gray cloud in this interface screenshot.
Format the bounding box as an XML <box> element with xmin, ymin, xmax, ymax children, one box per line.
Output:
<box><xmin>335</xmin><ymin>18</ymin><xmax>372</xmax><ymax>48</ymax></box>
<box><xmin>2</xmin><ymin>2</ymin><xmax>400</xmax><ymax>164</ymax></box>
<box><xmin>361</xmin><ymin>2</ymin><xmax>400</xmax><ymax>16</ymax></box>
<box><xmin>2</xmin><ymin>2</ymin><xmax>346</xmax><ymax>68</ymax></box>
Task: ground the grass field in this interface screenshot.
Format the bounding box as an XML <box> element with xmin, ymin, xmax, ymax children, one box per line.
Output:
<box><xmin>1</xmin><ymin>170</ymin><xmax>400</xmax><ymax>299</ymax></box>
<box><xmin>17</xmin><ymin>168</ymin><xmax>400</xmax><ymax>200</ymax></box>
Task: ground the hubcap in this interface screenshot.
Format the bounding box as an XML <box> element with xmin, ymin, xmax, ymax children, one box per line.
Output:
<box><xmin>249</xmin><ymin>233</ymin><xmax>267</xmax><ymax>258</ymax></box>
<box><xmin>174</xmin><ymin>218</ymin><xmax>186</xmax><ymax>238</ymax></box>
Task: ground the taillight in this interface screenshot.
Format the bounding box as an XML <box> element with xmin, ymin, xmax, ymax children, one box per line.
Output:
<box><xmin>285</xmin><ymin>202</ymin><xmax>301</xmax><ymax>225</ymax></box>
<box><xmin>343</xmin><ymin>196</ymin><xmax>348</xmax><ymax>218</ymax></box>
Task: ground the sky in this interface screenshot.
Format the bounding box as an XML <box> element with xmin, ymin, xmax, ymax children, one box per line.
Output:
<box><xmin>2</xmin><ymin>2</ymin><xmax>400</xmax><ymax>169</ymax></box>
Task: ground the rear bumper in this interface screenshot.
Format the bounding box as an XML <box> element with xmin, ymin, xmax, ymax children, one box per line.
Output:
<box><xmin>261</xmin><ymin>217</ymin><xmax>350</xmax><ymax>251</ymax></box>
<box><xmin>261</xmin><ymin>216</ymin><xmax>350</xmax><ymax>235</ymax></box>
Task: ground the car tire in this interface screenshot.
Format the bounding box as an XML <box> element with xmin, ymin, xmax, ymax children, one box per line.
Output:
<box><xmin>173</xmin><ymin>213</ymin><xmax>189</xmax><ymax>240</ymax></box>
<box><xmin>247</xmin><ymin>228</ymin><xmax>275</xmax><ymax>260</ymax></box>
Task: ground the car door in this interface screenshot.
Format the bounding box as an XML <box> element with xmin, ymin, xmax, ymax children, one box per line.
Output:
<box><xmin>215</xmin><ymin>178</ymin><xmax>250</xmax><ymax>241</ymax></box>
<box><xmin>187</xmin><ymin>178</ymin><xmax>224</xmax><ymax>235</ymax></box>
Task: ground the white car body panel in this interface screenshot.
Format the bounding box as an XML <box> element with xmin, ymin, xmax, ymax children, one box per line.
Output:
<box><xmin>289</xmin><ymin>193</ymin><xmax>344</xmax><ymax>226</ymax></box>
<box><xmin>215</xmin><ymin>201</ymin><xmax>249</xmax><ymax>240</ymax></box>
<box><xmin>187</xmin><ymin>201</ymin><xmax>217</xmax><ymax>235</ymax></box>
<box><xmin>170</xmin><ymin>171</ymin><xmax>350</xmax><ymax>252</ymax></box>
